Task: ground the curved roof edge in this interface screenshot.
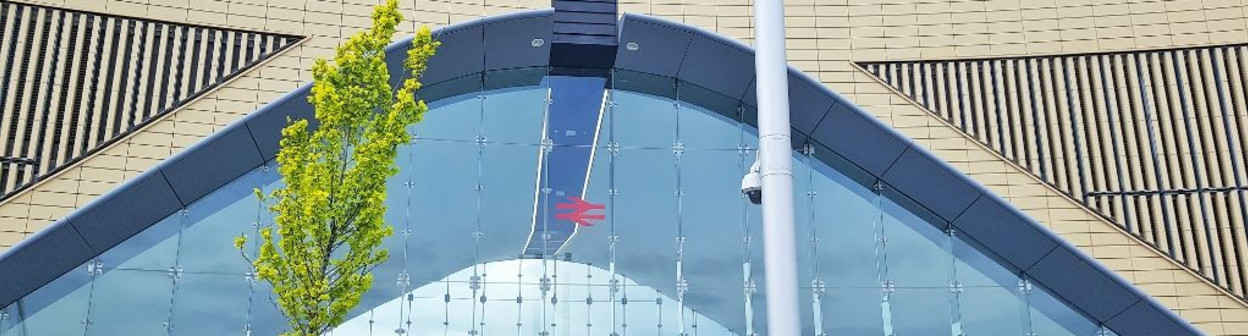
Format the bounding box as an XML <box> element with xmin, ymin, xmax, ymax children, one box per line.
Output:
<box><xmin>0</xmin><ymin>9</ymin><xmax>1201</xmax><ymax>336</ymax></box>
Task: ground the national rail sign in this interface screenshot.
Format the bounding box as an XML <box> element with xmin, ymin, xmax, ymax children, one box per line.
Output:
<box><xmin>555</xmin><ymin>196</ymin><xmax>604</xmax><ymax>227</ymax></box>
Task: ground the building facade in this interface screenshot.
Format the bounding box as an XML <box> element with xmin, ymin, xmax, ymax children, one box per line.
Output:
<box><xmin>0</xmin><ymin>0</ymin><xmax>1246</xmax><ymax>335</ymax></box>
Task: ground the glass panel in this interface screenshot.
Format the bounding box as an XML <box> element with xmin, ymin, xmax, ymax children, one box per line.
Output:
<box><xmin>98</xmin><ymin>215</ymin><xmax>181</xmax><ymax>272</ymax></box>
<box><xmin>413</xmin><ymin>92</ymin><xmax>482</xmax><ymax>142</ymax></box>
<box><xmin>4</xmin><ymin>72</ymin><xmax>1117</xmax><ymax>336</ymax></box>
<box><xmin>960</xmin><ymin>286</ymin><xmax>1028</xmax><ymax>335</ymax></box>
<box><xmin>613</xmin><ymin>91</ymin><xmax>675</xmax><ymax>148</ymax></box>
<box><xmin>85</xmin><ymin>270</ymin><xmax>172</xmax><ymax>336</ymax></box>
<box><xmin>890</xmin><ymin>287</ymin><xmax>954</xmax><ymax>335</ymax></box>
<box><xmin>681</xmin><ymin>149</ymin><xmax>748</xmax><ymax>288</ymax></box>
<box><xmin>955</xmin><ymin>237</ymin><xmax>1030</xmax><ymax>335</ymax></box>
<box><xmin>0</xmin><ymin>304</ymin><xmax>14</xmax><ymax>336</ymax></box>
<box><xmin>954</xmin><ymin>234</ymin><xmax>1022</xmax><ymax>288</ymax></box>
<box><xmin>246</xmin><ymin>164</ymin><xmax>285</xmax><ymax>336</ymax></box>
<box><xmin>609</xmin><ymin>146</ymin><xmax>677</xmax><ymax>295</ymax></box>
<box><xmin>247</xmin><ymin>281</ymin><xmax>286</xmax><ymax>336</ymax></box>
<box><xmin>679</xmin><ymin>100</ymin><xmax>745</xmax><ymax>150</ymax></box>
<box><xmin>178</xmin><ymin>168</ymin><xmax>267</xmax><ymax>275</ymax></box>
<box><xmin>809</xmin><ymin>163</ymin><xmax>881</xmax><ymax>288</ymax></box>
<box><xmin>405</xmin><ymin>139</ymin><xmax>479</xmax><ymax>278</ymax></box>
<box><xmin>822</xmin><ymin>287</ymin><xmax>885</xmax><ymax>334</ymax></box>
<box><xmin>481</xmin><ymin>84</ymin><xmax>547</xmax><ymax>145</ymax></box>
<box><xmin>2</xmin><ymin>265</ymin><xmax>92</xmax><ymax>336</ymax></box>
<box><xmin>881</xmin><ymin>195</ymin><xmax>951</xmax><ymax>289</ymax></box>
<box><xmin>1029</xmin><ymin>279</ymin><xmax>1101</xmax><ymax>336</ymax></box>
<box><xmin>477</xmin><ymin>141</ymin><xmax>541</xmax><ymax>255</ymax></box>
<box><xmin>169</xmin><ymin>273</ymin><xmax>250</xmax><ymax>336</ymax></box>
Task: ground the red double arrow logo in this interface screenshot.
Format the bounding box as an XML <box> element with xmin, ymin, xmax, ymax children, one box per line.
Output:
<box><xmin>555</xmin><ymin>196</ymin><xmax>605</xmax><ymax>227</ymax></box>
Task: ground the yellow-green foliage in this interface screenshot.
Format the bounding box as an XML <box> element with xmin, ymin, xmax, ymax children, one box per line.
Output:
<box><xmin>234</xmin><ymin>1</ymin><xmax>439</xmax><ymax>335</ymax></box>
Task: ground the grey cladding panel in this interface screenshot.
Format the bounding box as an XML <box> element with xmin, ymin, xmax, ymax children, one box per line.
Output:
<box><xmin>553</xmin><ymin>22</ymin><xmax>615</xmax><ymax>36</ymax></box>
<box><xmin>244</xmin><ymin>90</ymin><xmax>314</xmax><ymax>159</ymax></box>
<box><xmin>953</xmin><ymin>196</ymin><xmax>1057</xmax><ymax>271</ymax></box>
<box><xmin>809</xmin><ymin>102</ymin><xmax>907</xmax><ymax>176</ymax></box>
<box><xmin>0</xmin><ymin>221</ymin><xmax>92</xmax><ymax>308</ymax></box>
<box><xmin>553</xmin><ymin>11</ymin><xmax>616</xmax><ymax>26</ymax></box>
<box><xmin>67</xmin><ymin>171</ymin><xmax>183</xmax><ymax>253</ymax></box>
<box><xmin>742</xmin><ymin>80</ymin><xmax>758</xmax><ymax>107</ymax></box>
<box><xmin>1105</xmin><ymin>301</ymin><xmax>1199</xmax><ymax>335</ymax></box>
<box><xmin>678</xmin><ymin>36</ymin><xmax>753</xmax><ymax>101</ymax></box>
<box><xmin>162</xmin><ymin>126</ymin><xmax>264</xmax><ymax>205</ymax></box>
<box><xmin>423</xmin><ymin>26</ymin><xmax>485</xmax><ymax>86</ymax></box>
<box><xmin>553</xmin><ymin>1</ymin><xmax>616</xmax><ymax>13</ymax></box>
<box><xmin>787</xmin><ymin>72</ymin><xmax>834</xmax><ymax>135</ymax></box>
<box><xmin>484</xmin><ymin>16</ymin><xmax>552</xmax><ymax>71</ymax></box>
<box><xmin>386</xmin><ymin>41</ymin><xmax>409</xmax><ymax>88</ymax></box>
<box><xmin>881</xmin><ymin>148</ymin><xmax>981</xmax><ymax>221</ymax></box>
<box><xmin>1028</xmin><ymin>247</ymin><xmax>1139</xmax><ymax>321</ymax></box>
<box><xmin>615</xmin><ymin>19</ymin><xmax>692</xmax><ymax>77</ymax></box>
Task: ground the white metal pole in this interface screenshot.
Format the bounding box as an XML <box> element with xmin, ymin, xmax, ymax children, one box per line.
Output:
<box><xmin>754</xmin><ymin>0</ymin><xmax>801</xmax><ymax>335</ymax></box>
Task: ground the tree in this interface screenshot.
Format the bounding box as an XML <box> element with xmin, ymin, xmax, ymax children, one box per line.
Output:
<box><xmin>234</xmin><ymin>1</ymin><xmax>439</xmax><ymax>335</ymax></box>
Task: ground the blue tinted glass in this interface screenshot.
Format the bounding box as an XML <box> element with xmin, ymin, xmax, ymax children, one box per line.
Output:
<box><xmin>806</xmin><ymin>160</ymin><xmax>879</xmax><ymax>288</ymax></box>
<box><xmin>247</xmin><ymin>281</ymin><xmax>286</xmax><ymax>336</ymax></box>
<box><xmin>4</xmin><ymin>71</ymin><xmax>1116</xmax><ymax>336</ymax></box>
<box><xmin>178</xmin><ymin>168</ymin><xmax>269</xmax><ymax>275</ymax></box>
<box><xmin>822</xmin><ymin>287</ymin><xmax>885</xmax><ymax>334</ymax></box>
<box><xmin>86</xmin><ymin>269</ymin><xmax>172</xmax><ymax>336</ymax></box>
<box><xmin>2</xmin><ymin>264</ymin><xmax>91</xmax><ymax>336</ymax></box>
<box><xmin>959</xmin><ymin>285</ymin><xmax>1028</xmax><ymax>335</ymax></box>
<box><xmin>413</xmin><ymin>93</ymin><xmax>481</xmax><ymax>142</ymax></box>
<box><xmin>679</xmin><ymin>101</ymin><xmax>744</xmax><ymax>150</ymax></box>
<box><xmin>880</xmin><ymin>196</ymin><xmax>951</xmax><ymax>289</ymax></box>
<box><xmin>481</xmin><ymin>86</ymin><xmax>546</xmax><ymax>145</ymax></box>
<box><xmin>890</xmin><ymin>287</ymin><xmax>955</xmax><ymax>334</ymax></box>
<box><xmin>169</xmin><ymin>273</ymin><xmax>250</xmax><ymax>336</ymax></box>
<box><xmin>99</xmin><ymin>214</ymin><xmax>180</xmax><ymax>272</ymax></box>
<box><xmin>1029</xmin><ymin>278</ymin><xmax>1101</xmax><ymax>336</ymax></box>
<box><xmin>0</xmin><ymin>304</ymin><xmax>14</xmax><ymax>336</ymax></box>
<box><xmin>954</xmin><ymin>236</ymin><xmax>1030</xmax><ymax>335</ymax></box>
<box><xmin>614</xmin><ymin>91</ymin><xmax>675</xmax><ymax>148</ymax></box>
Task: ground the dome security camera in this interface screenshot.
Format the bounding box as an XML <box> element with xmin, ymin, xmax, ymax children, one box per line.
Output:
<box><xmin>741</xmin><ymin>159</ymin><xmax>762</xmax><ymax>205</ymax></box>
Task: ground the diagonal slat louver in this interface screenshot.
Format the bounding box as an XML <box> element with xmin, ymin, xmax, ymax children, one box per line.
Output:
<box><xmin>860</xmin><ymin>45</ymin><xmax>1248</xmax><ymax>298</ymax></box>
<box><xmin>0</xmin><ymin>1</ymin><xmax>302</xmax><ymax>200</ymax></box>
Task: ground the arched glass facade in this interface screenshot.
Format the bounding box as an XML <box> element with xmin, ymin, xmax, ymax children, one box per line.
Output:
<box><xmin>0</xmin><ymin>69</ymin><xmax>1121</xmax><ymax>336</ymax></box>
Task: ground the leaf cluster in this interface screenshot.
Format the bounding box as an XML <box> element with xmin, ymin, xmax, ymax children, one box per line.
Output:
<box><xmin>235</xmin><ymin>1</ymin><xmax>439</xmax><ymax>335</ymax></box>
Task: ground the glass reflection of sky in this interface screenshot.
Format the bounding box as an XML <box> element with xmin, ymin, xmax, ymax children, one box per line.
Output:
<box><xmin>0</xmin><ymin>72</ymin><xmax>1113</xmax><ymax>336</ymax></box>
<box><xmin>330</xmin><ymin>259</ymin><xmax>736</xmax><ymax>336</ymax></box>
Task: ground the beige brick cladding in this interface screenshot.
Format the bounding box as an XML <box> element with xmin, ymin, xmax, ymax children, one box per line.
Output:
<box><xmin>3</xmin><ymin>0</ymin><xmax>1248</xmax><ymax>333</ymax></box>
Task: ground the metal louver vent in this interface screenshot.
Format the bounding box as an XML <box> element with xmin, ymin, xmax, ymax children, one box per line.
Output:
<box><xmin>0</xmin><ymin>1</ymin><xmax>302</xmax><ymax>200</ymax></box>
<box><xmin>861</xmin><ymin>45</ymin><xmax>1248</xmax><ymax>298</ymax></box>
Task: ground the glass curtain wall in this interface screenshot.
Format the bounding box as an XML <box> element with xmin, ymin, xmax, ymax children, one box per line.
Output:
<box><xmin>0</xmin><ymin>68</ymin><xmax>1118</xmax><ymax>336</ymax></box>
